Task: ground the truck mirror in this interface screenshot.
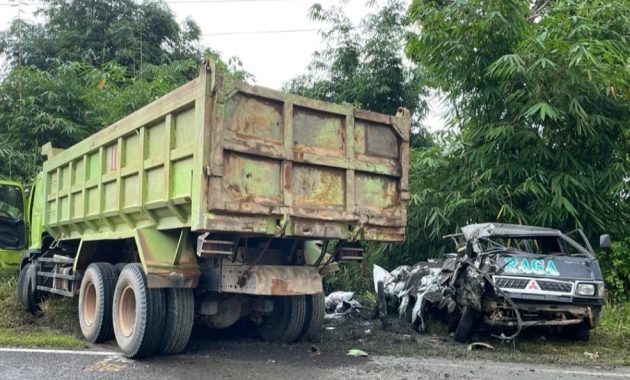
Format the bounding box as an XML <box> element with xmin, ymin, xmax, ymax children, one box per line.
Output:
<box><xmin>599</xmin><ymin>234</ymin><xmax>611</xmax><ymax>250</ymax></box>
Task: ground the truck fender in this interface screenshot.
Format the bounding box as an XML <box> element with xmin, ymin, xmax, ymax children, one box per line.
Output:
<box><xmin>133</xmin><ymin>227</ymin><xmax>200</xmax><ymax>289</ymax></box>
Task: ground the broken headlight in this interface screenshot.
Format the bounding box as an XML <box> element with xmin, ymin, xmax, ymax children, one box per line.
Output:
<box><xmin>575</xmin><ymin>283</ymin><xmax>596</xmax><ymax>296</ymax></box>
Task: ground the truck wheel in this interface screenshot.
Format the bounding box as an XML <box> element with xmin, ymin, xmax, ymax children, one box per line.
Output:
<box><xmin>453</xmin><ymin>306</ymin><xmax>475</xmax><ymax>343</ymax></box>
<box><xmin>159</xmin><ymin>288</ymin><xmax>194</xmax><ymax>355</ymax></box>
<box><xmin>21</xmin><ymin>263</ymin><xmax>41</xmax><ymax>314</ymax></box>
<box><xmin>114</xmin><ymin>263</ymin><xmax>126</xmax><ymax>274</ymax></box>
<box><xmin>257</xmin><ymin>296</ymin><xmax>306</xmax><ymax>343</ymax></box>
<box><xmin>78</xmin><ymin>263</ymin><xmax>118</xmax><ymax>343</ymax></box>
<box><xmin>112</xmin><ymin>264</ymin><xmax>166</xmax><ymax>358</ymax></box>
<box><xmin>297</xmin><ymin>293</ymin><xmax>325</xmax><ymax>341</ymax></box>
<box><xmin>16</xmin><ymin>263</ymin><xmax>29</xmax><ymax>309</ymax></box>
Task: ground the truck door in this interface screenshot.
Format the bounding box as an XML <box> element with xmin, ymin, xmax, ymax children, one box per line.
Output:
<box><xmin>0</xmin><ymin>182</ymin><xmax>26</xmax><ymax>256</ymax></box>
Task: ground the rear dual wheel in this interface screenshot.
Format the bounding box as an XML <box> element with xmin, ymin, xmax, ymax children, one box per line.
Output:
<box><xmin>257</xmin><ymin>295</ymin><xmax>306</xmax><ymax>343</ymax></box>
<box><xmin>112</xmin><ymin>264</ymin><xmax>193</xmax><ymax>358</ymax></box>
<box><xmin>112</xmin><ymin>264</ymin><xmax>165</xmax><ymax>358</ymax></box>
<box><xmin>298</xmin><ymin>293</ymin><xmax>325</xmax><ymax>341</ymax></box>
<box><xmin>78</xmin><ymin>263</ymin><xmax>118</xmax><ymax>343</ymax></box>
<box><xmin>257</xmin><ymin>293</ymin><xmax>325</xmax><ymax>343</ymax></box>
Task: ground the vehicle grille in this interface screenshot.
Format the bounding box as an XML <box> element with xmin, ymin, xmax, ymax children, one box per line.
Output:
<box><xmin>494</xmin><ymin>276</ymin><xmax>574</xmax><ymax>294</ymax></box>
<box><xmin>495</xmin><ymin>277</ymin><xmax>529</xmax><ymax>289</ymax></box>
<box><xmin>537</xmin><ymin>280</ymin><xmax>572</xmax><ymax>293</ymax></box>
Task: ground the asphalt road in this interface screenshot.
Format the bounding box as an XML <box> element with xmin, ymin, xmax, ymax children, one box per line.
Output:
<box><xmin>2</xmin><ymin>343</ymin><xmax>630</xmax><ymax>380</ymax></box>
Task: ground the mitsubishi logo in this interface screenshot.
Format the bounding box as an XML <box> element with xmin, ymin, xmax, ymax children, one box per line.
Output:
<box><xmin>527</xmin><ymin>280</ymin><xmax>540</xmax><ymax>290</ymax></box>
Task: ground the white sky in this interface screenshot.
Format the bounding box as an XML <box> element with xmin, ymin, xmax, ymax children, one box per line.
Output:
<box><xmin>0</xmin><ymin>0</ymin><xmax>446</xmax><ymax>130</ymax></box>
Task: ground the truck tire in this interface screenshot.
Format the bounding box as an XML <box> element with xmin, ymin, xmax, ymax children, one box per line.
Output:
<box><xmin>453</xmin><ymin>306</ymin><xmax>475</xmax><ymax>343</ymax></box>
<box><xmin>257</xmin><ymin>295</ymin><xmax>306</xmax><ymax>343</ymax></box>
<box><xmin>78</xmin><ymin>263</ymin><xmax>118</xmax><ymax>343</ymax></box>
<box><xmin>16</xmin><ymin>263</ymin><xmax>28</xmax><ymax>309</ymax></box>
<box><xmin>114</xmin><ymin>263</ymin><xmax>126</xmax><ymax>274</ymax></box>
<box><xmin>112</xmin><ymin>264</ymin><xmax>166</xmax><ymax>358</ymax></box>
<box><xmin>298</xmin><ymin>293</ymin><xmax>325</xmax><ymax>341</ymax></box>
<box><xmin>21</xmin><ymin>263</ymin><xmax>41</xmax><ymax>314</ymax></box>
<box><xmin>159</xmin><ymin>288</ymin><xmax>194</xmax><ymax>355</ymax></box>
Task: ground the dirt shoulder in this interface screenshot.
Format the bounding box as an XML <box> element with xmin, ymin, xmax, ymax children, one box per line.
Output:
<box><xmin>313</xmin><ymin>312</ymin><xmax>630</xmax><ymax>368</ymax></box>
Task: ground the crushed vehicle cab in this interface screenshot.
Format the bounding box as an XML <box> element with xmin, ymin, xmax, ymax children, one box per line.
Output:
<box><xmin>457</xmin><ymin>223</ymin><xmax>606</xmax><ymax>340</ymax></box>
<box><xmin>0</xmin><ymin>180</ymin><xmax>27</xmax><ymax>269</ymax></box>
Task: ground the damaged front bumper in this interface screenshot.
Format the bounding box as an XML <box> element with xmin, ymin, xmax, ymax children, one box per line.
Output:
<box><xmin>482</xmin><ymin>297</ymin><xmax>602</xmax><ymax>328</ymax></box>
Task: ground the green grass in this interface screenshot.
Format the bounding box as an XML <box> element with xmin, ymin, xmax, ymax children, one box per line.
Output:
<box><xmin>0</xmin><ymin>270</ymin><xmax>87</xmax><ymax>349</ymax></box>
<box><xmin>0</xmin><ymin>328</ymin><xmax>87</xmax><ymax>349</ymax></box>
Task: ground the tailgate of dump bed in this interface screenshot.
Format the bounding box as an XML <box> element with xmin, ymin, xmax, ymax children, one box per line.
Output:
<box><xmin>204</xmin><ymin>76</ymin><xmax>409</xmax><ymax>242</ymax></box>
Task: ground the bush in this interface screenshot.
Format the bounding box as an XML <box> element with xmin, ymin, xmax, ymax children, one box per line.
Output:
<box><xmin>323</xmin><ymin>262</ymin><xmax>373</xmax><ymax>295</ymax></box>
<box><xmin>600</xmin><ymin>237</ymin><xmax>630</xmax><ymax>303</ymax></box>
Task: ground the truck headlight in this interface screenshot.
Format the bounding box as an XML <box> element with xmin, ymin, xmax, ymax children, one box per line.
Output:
<box><xmin>576</xmin><ymin>283</ymin><xmax>596</xmax><ymax>296</ymax></box>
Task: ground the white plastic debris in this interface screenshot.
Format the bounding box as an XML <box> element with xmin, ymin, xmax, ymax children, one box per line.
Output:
<box><xmin>325</xmin><ymin>291</ymin><xmax>354</xmax><ymax>312</ymax></box>
<box><xmin>347</xmin><ymin>349</ymin><xmax>368</xmax><ymax>357</ymax></box>
<box><xmin>373</xmin><ymin>264</ymin><xmax>393</xmax><ymax>293</ymax></box>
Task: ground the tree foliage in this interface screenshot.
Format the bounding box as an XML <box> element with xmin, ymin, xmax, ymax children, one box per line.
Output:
<box><xmin>402</xmin><ymin>0</ymin><xmax>630</xmax><ymax>258</ymax></box>
<box><xmin>0</xmin><ymin>59</ymin><xmax>200</xmax><ymax>179</ymax></box>
<box><xmin>0</xmin><ymin>0</ymin><xmax>250</xmax><ymax>181</ymax></box>
<box><xmin>0</xmin><ymin>0</ymin><xmax>201</xmax><ymax>71</ymax></box>
<box><xmin>284</xmin><ymin>0</ymin><xmax>429</xmax><ymax>147</ymax></box>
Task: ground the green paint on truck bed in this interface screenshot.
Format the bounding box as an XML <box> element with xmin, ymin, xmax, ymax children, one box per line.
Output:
<box><xmin>41</xmin><ymin>60</ymin><xmax>410</xmax><ymax>244</ymax></box>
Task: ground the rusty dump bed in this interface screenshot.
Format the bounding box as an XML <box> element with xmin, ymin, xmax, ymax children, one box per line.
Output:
<box><xmin>42</xmin><ymin>62</ymin><xmax>409</xmax><ymax>242</ymax></box>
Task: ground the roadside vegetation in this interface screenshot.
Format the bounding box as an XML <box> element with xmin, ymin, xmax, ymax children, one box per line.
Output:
<box><xmin>0</xmin><ymin>270</ymin><xmax>85</xmax><ymax>348</ymax></box>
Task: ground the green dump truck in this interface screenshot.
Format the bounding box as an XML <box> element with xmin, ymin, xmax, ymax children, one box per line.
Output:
<box><xmin>8</xmin><ymin>60</ymin><xmax>410</xmax><ymax>358</ymax></box>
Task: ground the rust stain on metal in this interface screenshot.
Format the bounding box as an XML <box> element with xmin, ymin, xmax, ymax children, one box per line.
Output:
<box><xmin>219</xmin><ymin>265</ymin><xmax>322</xmax><ymax>295</ymax></box>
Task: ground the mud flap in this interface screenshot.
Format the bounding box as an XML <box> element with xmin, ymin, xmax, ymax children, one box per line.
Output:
<box><xmin>134</xmin><ymin>227</ymin><xmax>200</xmax><ymax>288</ymax></box>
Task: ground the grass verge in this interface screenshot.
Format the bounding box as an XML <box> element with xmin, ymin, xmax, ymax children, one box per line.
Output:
<box><xmin>0</xmin><ymin>269</ymin><xmax>87</xmax><ymax>349</ymax></box>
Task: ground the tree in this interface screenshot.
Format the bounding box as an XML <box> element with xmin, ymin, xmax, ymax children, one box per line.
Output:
<box><xmin>0</xmin><ymin>0</ymin><xmax>202</xmax><ymax>72</ymax></box>
<box><xmin>284</xmin><ymin>0</ymin><xmax>429</xmax><ymax>145</ymax></box>
<box><xmin>403</xmin><ymin>0</ymin><xmax>630</xmax><ymax>257</ymax></box>
<box><xmin>0</xmin><ymin>0</ymin><xmax>251</xmax><ymax>181</ymax></box>
<box><xmin>0</xmin><ymin>59</ymin><xmax>200</xmax><ymax>180</ymax></box>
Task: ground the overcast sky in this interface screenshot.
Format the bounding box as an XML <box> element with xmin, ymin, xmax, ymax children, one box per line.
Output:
<box><xmin>0</xmin><ymin>0</ymin><xmax>446</xmax><ymax>130</ymax></box>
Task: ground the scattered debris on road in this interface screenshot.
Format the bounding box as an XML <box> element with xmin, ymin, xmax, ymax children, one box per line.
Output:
<box><xmin>467</xmin><ymin>342</ymin><xmax>495</xmax><ymax>351</ymax></box>
<box><xmin>347</xmin><ymin>349</ymin><xmax>369</xmax><ymax>357</ymax></box>
<box><xmin>583</xmin><ymin>351</ymin><xmax>600</xmax><ymax>361</ymax></box>
<box><xmin>324</xmin><ymin>291</ymin><xmax>369</xmax><ymax>321</ymax></box>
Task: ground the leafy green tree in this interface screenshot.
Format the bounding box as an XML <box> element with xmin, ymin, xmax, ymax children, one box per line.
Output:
<box><xmin>0</xmin><ymin>0</ymin><xmax>201</xmax><ymax>71</ymax></box>
<box><xmin>404</xmin><ymin>0</ymin><xmax>630</xmax><ymax>257</ymax></box>
<box><xmin>0</xmin><ymin>0</ymin><xmax>253</xmax><ymax>181</ymax></box>
<box><xmin>0</xmin><ymin>50</ymin><xmax>250</xmax><ymax>181</ymax></box>
<box><xmin>0</xmin><ymin>60</ymin><xmax>199</xmax><ymax>180</ymax></box>
<box><xmin>285</xmin><ymin>0</ymin><xmax>428</xmax><ymax>140</ymax></box>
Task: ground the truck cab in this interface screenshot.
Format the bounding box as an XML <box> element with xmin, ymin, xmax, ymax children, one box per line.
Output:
<box><xmin>0</xmin><ymin>180</ymin><xmax>27</xmax><ymax>269</ymax></box>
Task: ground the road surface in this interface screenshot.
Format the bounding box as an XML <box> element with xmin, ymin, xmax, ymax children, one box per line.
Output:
<box><xmin>1</xmin><ymin>342</ymin><xmax>629</xmax><ymax>380</ymax></box>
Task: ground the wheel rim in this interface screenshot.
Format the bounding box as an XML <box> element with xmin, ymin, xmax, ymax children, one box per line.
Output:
<box><xmin>84</xmin><ymin>282</ymin><xmax>97</xmax><ymax>327</ymax></box>
<box><xmin>118</xmin><ymin>284</ymin><xmax>137</xmax><ymax>337</ymax></box>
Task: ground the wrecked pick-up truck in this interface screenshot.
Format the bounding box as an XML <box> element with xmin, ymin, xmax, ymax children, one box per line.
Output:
<box><xmin>378</xmin><ymin>223</ymin><xmax>608</xmax><ymax>342</ymax></box>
